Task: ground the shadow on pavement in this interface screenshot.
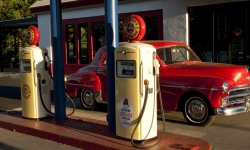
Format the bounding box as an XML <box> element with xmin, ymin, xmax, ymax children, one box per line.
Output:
<box><xmin>0</xmin><ymin>86</ymin><xmax>21</xmax><ymax>99</ymax></box>
<box><xmin>0</xmin><ymin>141</ymin><xmax>20</xmax><ymax>150</ymax></box>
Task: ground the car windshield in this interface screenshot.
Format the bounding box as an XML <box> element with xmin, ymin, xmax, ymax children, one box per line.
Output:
<box><xmin>156</xmin><ymin>46</ymin><xmax>200</xmax><ymax>65</ymax></box>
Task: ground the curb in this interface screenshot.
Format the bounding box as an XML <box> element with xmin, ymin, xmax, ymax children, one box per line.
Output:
<box><xmin>0</xmin><ymin>111</ymin><xmax>212</xmax><ymax>150</ymax></box>
<box><xmin>0</xmin><ymin>73</ymin><xmax>20</xmax><ymax>79</ymax></box>
<box><xmin>0</xmin><ymin>73</ymin><xmax>68</xmax><ymax>81</ymax></box>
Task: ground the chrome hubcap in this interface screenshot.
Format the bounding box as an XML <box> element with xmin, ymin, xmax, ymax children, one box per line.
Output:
<box><xmin>187</xmin><ymin>98</ymin><xmax>207</xmax><ymax>121</ymax></box>
<box><xmin>82</xmin><ymin>90</ymin><xmax>94</xmax><ymax>106</ymax></box>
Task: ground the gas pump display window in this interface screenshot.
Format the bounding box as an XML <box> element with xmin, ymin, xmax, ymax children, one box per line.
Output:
<box><xmin>116</xmin><ymin>60</ymin><xmax>136</xmax><ymax>78</ymax></box>
<box><xmin>20</xmin><ymin>60</ymin><xmax>31</xmax><ymax>73</ymax></box>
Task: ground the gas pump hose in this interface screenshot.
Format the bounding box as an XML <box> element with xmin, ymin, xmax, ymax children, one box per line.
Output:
<box><xmin>46</xmin><ymin>65</ymin><xmax>76</xmax><ymax>116</ymax></box>
<box><xmin>131</xmin><ymin>75</ymin><xmax>165</xmax><ymax>148</ymax></box>
<box><xmin>40</xmin><ymin>55</ymin><xmax>76</xmax><ymax>116</ymax></box>
<box><xmin>38</xmin><ymin>75</ymin><xmax>76</xmax><ymax>116</ymax></box>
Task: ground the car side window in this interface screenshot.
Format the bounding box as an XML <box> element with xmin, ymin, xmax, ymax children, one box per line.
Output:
<box><xmin>157</xmin><ymin>46</ymin><xmax>200</xmax><ymax>64</ymax></box>
<box><xmin>156</xmin><ymin>48</ymin><xmax>171</xmax><ymax>65</ymax></box>
<box><xmin>171</xmin><ymin>47</ymin><xmax>187</xmax><ymax>62</ymax></box>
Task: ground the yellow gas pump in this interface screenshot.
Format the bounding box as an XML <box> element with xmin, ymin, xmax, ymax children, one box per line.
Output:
<box><xmin>115</xmin><ymin>14</ymin><xmax>165</xmax><ymax>148</ymax></box>
<box><xmin>115</xmin><ymin>42</ymin><xmax>158</xmax><ymax>141</ymax></box>
<box><xmin>19</xmin><ymin>26</ymin><xmax>51</xmax><ymax>119</ymax></box>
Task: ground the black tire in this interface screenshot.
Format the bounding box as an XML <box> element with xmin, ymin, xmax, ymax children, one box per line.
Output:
<box><xmin>80</xmin><ymin>89</ymin><xmax>96</xmax><ymax>110</ymax></box>
<box><xmin>182</xmin><ymin>96</ymin><xmax>216</xmax><ymax>127</ymax></box>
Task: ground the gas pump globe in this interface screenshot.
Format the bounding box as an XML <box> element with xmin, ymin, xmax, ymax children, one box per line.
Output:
<box><xmin>19</xmin><ymin>25</ymin><xmax>51</xmax><ymax>119</ymax></box>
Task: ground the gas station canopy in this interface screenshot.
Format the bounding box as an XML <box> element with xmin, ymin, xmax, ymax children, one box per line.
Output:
<box><xmin>0</xmin><ymin>17</ymin><xmax>37</xmax><ymax>29</ymax></box>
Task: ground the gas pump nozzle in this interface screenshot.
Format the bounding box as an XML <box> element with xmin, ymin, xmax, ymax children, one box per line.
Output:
<box><xmin>44</xmin><ymin>53</ymin><xmax>50</xmax><ymax>70</ymax></box>
<box><xmin>153</xmin><ymin>59</ymin><xmax>160</xmax><ymax>75</ymax></box>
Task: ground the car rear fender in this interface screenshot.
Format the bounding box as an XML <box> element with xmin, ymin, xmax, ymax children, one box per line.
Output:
<box><xmin>66</xmin><ymin>72</ymin><xmax>101</xmax><ymax>97</ymax></box>
<box><xmin>79</xmin><ymin>73</ymin><xmax>102</xmax><ymax>91</ymax></box>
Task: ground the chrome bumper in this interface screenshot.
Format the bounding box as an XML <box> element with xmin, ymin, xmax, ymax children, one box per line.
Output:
<box><xmin>214</xmin><ymin>102</ymin><xmax>250</xmax><ymax>115</ymax></box>
<box><xmin>94</xmin><ymin>91</ymin><xmax>107</xmax><ymax>104</ymax></box>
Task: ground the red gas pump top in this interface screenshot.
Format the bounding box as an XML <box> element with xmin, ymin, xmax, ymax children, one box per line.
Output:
<box><xmin>26</xmin><ymin>25</ymin><xmax>40</xmax><ymax>46</ymax></box>
<box><xmin>123</xmin><ymin>14</ymin><xmax>146</xmax><ymax>42</ymax></box>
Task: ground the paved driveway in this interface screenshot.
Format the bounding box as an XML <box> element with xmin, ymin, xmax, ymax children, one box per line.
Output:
<box><xmin>1</xmin><ymin>77</ymin><xmax>250</xmax><ymax>150</ymax></box>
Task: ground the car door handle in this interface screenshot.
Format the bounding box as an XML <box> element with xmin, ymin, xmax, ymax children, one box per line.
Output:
<box><xmin>97</xmin><ymin>69</ymin><xmax>104</xmax><ymax>72</ymax></box>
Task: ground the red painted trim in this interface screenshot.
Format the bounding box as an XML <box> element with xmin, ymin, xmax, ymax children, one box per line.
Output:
<box><xmin>30</xmin><ymin>6</ymin><xmax>50</xmax><ymax>14</ymax></box>
<box><xmin>89</xmin><ymin>22</ymin><xmax>94</xmax><ymax>61</ymax></box>
<box><xmin>75</xmin><ymin>24</ymin><xmax>80</xmax><ymax>64</ymax></box>
<box><xmin>30</xmin><ymin>0</ymin><xmax>127</xmax><ymax>14</ymax></box>
<box><xmin>31</xmin><ymin>0</ymin><xmax>104</xmax><ymax>13</ymax></box>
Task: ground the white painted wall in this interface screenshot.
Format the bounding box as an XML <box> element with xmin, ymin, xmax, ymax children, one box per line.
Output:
<box><xmin>36</xmin><ymin>0</ymin><xmax>247</xmax><ymax>59</ymax></box>
<box><xmin>62</xmin><ymin>6</ymin><xmax>104</xmax><ymax>19</ymax></box>
<box><xmin>37</xmin><ymin>14</ymin><xmax>51</xmax><ymax>57</ymax></box>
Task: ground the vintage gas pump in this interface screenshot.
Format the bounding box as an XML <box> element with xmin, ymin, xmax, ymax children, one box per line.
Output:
<box><xmin>115</xmin><ymin>42</ymin><xmax>158</xmax><ymax>139</ymax></box>
<box><xmin>115</xmin><ymin>15</ymin><xmax>165</xmax><ymax>148</ymax></box>
<box><xmin>19</xmin><ymin>26</ymin><xmax>51</xmax><ymax>119</ymax></box>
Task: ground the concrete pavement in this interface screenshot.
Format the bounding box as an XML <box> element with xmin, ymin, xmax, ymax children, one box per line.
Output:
<box><xmin>0</xmin><ymin>128</ymin><xmax>79</xmax><ymax>150</ymax></box>
<box><xmin>0</xmin><ymin>107</ymin><xmax>210</xmax><ymax>150</ymax></box>
<box><xmin>0</xmin><ymin>69</ymin><xmax>211</xmax><ymax>150</ymax></box>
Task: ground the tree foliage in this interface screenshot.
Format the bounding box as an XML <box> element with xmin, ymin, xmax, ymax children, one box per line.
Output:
<box><xmin>0</xmin><ymin>0</ymin><xmax>37</xmax><ymax>20</ymax></box>
<box><xmin>0</xmin><ymin>0</ymin><xmax>38</xmax><ymax>67</ymax></box>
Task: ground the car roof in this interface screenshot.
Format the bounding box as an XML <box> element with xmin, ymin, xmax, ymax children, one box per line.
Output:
<box><xmin>91</xmin><ymin>40</ymin><xmax>189</xmax><ymax>66</ymax></box>
<box><xmin>137</xmin><ymin>40</ymin><xmax>188</xmax><ymax>48</ymax></box>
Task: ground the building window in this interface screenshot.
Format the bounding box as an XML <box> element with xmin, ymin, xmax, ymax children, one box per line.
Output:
<box><xmin>93</xmin><ymin>22</ymin><xmax>105</xmax><ymax>54</ymax></box>
<box><xmin>146</xmin><ymin>17</ymin><xmax>158</xmax><ymax>40</ymax></box>
<box><xmin>66</xmin><ymin>24</ymin><xmax>76</xmax><ymax>64</ymax></box>
<box><xmin>119</xmin><ymin>21</ymin><xmax>124</xmax><ymax>42</ymax></box>
<box><xmin>79</xmin><ymin>24</ymin><xmax>88</xmax><ymax>64</ymax></box>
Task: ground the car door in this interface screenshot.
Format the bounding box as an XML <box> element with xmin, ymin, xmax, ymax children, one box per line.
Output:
<box><xmin>156</xmin><ymin>47</ymin><xmax>179</xmax><ymax>111</ymax></box>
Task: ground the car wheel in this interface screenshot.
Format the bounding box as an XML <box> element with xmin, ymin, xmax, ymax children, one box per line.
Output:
<box><xmin>80</xmin><ymin>89</ymin><xmax>96</xmax><ymax>110</ymax></box>
<box><xmin>182</xmin><ymin>96</ymin><xmax>216</xmax><ymax>127</ymax></box>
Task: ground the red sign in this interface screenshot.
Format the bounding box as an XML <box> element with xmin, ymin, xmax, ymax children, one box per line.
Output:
<box><xmin>123</xmin><ymin>14</ymin><xmax>146</xmax><ymax>42</ymax></box>
<box><xmin>120</xmin><ymin>97</ymin><xmax>134</xmax><ymax>128</ymax></box>
<box><xmin>26</xmin><ymin>25</ymin><xmax>40</xmax><ymax>46</ymax></box>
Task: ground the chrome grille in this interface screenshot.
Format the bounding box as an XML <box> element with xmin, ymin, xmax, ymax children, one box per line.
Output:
<box><xmin>223</xmin><ymin>85</ymin><xmax>250</xmax><ymax>105</ymax></box>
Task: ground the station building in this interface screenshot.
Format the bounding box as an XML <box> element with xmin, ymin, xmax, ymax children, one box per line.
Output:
<box><xmin>30</xmin><ymin>0</ymin><xmax>250</xmax><ymax>75</ymax></box>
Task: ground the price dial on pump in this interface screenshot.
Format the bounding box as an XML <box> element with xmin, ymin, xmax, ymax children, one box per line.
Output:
<box><xmin>117</xmin><ymin>61</ymin><xmax>136</xmax><ymax>78</ymax></box>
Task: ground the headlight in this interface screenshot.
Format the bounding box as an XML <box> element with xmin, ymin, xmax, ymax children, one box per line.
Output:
<box><xmin>246</xmin><ymin>76</ymin><xmax>250</xmax><ymax>80</ymax></box>
<box><xmin>221</xmin><ymin>82</ymin><xmax>229</xmax><ymax>93</ymax></box>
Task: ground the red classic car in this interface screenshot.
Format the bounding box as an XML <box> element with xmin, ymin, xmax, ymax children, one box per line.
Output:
<box><xmin>66</xmin><ymin>40</ymin><xmax>250</xmax><ymax>126</ymax></box>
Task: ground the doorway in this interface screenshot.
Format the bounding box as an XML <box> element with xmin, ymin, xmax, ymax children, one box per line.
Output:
<box><xmin>189</xmin><ymin>1</ymin><xmax>250</xmax><ymax>66</ymax></box>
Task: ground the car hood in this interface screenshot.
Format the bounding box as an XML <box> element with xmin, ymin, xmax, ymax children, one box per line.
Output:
<box><xmin>165</xmin><ymin>61</ymin><xmax>249</xmax><ymax>85</ymax></box>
